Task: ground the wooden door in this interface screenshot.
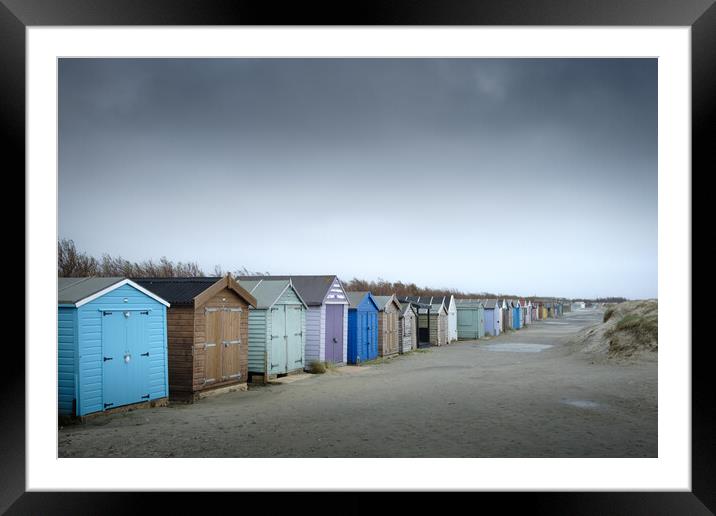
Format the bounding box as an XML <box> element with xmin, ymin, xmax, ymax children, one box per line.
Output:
<box><xmin>388</xmin><ymin>309</ymin><xmax>398</xmax><ymax>354</ymax></box>
<box><xmin>221</xmin><ymin>307</ymin><xmax>242</xmax><ymax>381</ymax></box>
<box><xmin>286</xmin><ymin>305</ymin><xmax>304</xmax><ymax>371</ymax></box>
<box><xmin>269</xmin><ymin>306</ymin><xmax>287</xmax><ymax>374</ymax></box>
<box><xmin>204</xmin><ymin>308</ymin><xmax>221</xmax><ymax>384</ymax></box>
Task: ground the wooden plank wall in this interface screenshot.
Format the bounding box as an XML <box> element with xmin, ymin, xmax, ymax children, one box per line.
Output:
<box><xmin>166</xmin><ymin>306</ymin><xmax>195</xmax><ymax>397</ymax></box>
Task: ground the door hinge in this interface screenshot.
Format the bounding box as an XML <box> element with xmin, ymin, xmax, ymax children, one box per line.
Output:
<box><xmin>141</xmin><ymin>394</ymin><xmax>150</xmax><ymax>399</ymax></box>
<box><xmin>140</xmin><ymin>352</ymin><xmax>149</xmax><ymax>357</ymax></box>
<box><xmin>104</xmin><ymin>402</ymin><xmax>114</xmax><ymax>408</ymax></box>
<box><xmin>103</xmin><ymin>356</ymin><xmax>113</xmax><ymax>362</ymax></box>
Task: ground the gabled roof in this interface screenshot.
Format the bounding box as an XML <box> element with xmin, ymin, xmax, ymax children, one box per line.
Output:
<box><xmin>346</xmin><ymin>291</ymin><xmax>378</xmax><ymax>310</ymax></box>
<box><xmin>401</xmin><ymin>302</ymin><xmax>418</xmax><ymax>316</ymax></box>
<box><xmin>58</xmin><ymin>277</ymin><xmax>170</xmax><ymax>307</ymax></box>
<box><xmin>456</xmin><ymin>299</ymin><xmax>483</xmax><ymax>308</ymax></box>
<box><xmin>134</xmin><ymin>276</ymin><xmax>256</xmax><ymax>308</ymax></box>
<box><xmin>431</xmin><ymin>302</ymin><xmax>448</xmax><ymax>314</ymax></box>
<box><xmin>481</xmin><ymin>299</ymin><xmax>498</xmax><ymax>309</ymax></box>
<box><xmin>373</xmin><ymin>294</ymin><xmax>402</xmax><ymax>312</ymax></box>
<box><xmin>237</xmin><ymin>275</ymin><xmax>346</xmax><ymax>306</ymax></box>
<box><xmin>236</xmin><ymin>278</ymin><xmax>307</xmax><ymax>309</ymax></box>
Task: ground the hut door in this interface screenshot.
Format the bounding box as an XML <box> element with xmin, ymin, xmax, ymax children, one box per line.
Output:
<box><xmin>286</xmin><ymin>306</ymin><xmax>304</xmax><ymax>370</ymax></box>
<box><xmin>389</xmin><ymin>310</ymin><xmax>398</xmax><ymax>354</ymax></box>
<box><xmin>204</xmin><ymin>308</ymin><xmax>222</xmax><ymax>384</ymax></box>
<box><xmin>270</xmin><ymin>306</ymin><xmax>287</xmax><ymax>374</ymax></box>
<box><xmin>366</xmin><ymin>312</ymin><xmax>377</xmax><ymax>360</ymax></box>
<box><xmin>325</xmin><ymin>304</ymin><xmax>344</xmax><ymax>363</ymax></box>
<box><xmin>101</xmin><ymin>309</ymin><xmax>150</xmax><ymax>410</ymax></box>
<box><xmin>221</xmin><ymin>308</ymin><xmax>242</xmax><ymax>381</ymax></box>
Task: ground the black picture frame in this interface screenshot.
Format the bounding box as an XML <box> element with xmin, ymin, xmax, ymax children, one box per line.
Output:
<box><xmin>5</xmin><ymin>1</ymin><xmax>709</xmax><ymax>513</ymax></box>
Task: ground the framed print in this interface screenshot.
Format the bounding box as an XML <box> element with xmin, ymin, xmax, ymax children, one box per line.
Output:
<box><xmin>5</xmin><ymin>0</ymin><xmax>710</xmax><ymax>513</ymax></box>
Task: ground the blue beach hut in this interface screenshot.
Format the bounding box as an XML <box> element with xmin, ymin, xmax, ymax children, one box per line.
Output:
<box><xmin>512</xmin><ymin>299</ymin><xmax>522</xmax><ymax>330</ymax></box>
<box><xmin>346</xmin><ymin>291</ymin><xmax>379</xmax><ymax>364</ymax></box>
<box><xmin>58</xmin><ymin>277</ymin><xmax>170</xmax><ymax>417</ymax></box>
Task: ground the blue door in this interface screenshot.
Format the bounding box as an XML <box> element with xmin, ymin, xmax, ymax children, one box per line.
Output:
<box><xmin>367</xmin><ymin>311</ymin><xmax>378</xmax><ymax>360</ymax></box>
<box><xmin>101</xmin><ymin>310</ymin><xmax>151</xmax><ymax>410</ymax></box>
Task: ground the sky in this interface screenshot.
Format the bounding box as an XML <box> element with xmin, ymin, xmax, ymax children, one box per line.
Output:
<box><xmin>58</xmin><ymin>58</ymin><xmax>657</xmax><ymax>299</ymax></box>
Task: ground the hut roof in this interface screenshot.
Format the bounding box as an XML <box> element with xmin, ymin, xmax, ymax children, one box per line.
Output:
<box><xmin>236</xmin><ymin>278</ymin><xmax>307</xmax><ymax>309</ymax></box>
<box><xmin>455</xmin><ymin>299</ymin><xmax>483</xmax><ymax>308</ymax></box>
<box><xmin>59</xmin><ymin>277</ymin><xmax>171</xmax><ymax>307</ymax></box>
<box><xmin>346</xmin><ymin>291</ymin><xmax>376</xmax><ymax>309</ymax></box>
<box><xmin>134</xmin><ymin>276</ymin><xmax>256</xmax><ymax>307</ymax></box>
<box><xmin>481</xmin><ymin>299</ymin><xmax>499</xmax><ymax>309</ymax></box>
<box><xmin>373</xmin><ymin>294</ymin><xmax>401</xmax><ymax>311</ymax></box>
<box><xmin>237</xmin><ymin>275</ymin><xmax>344</xmax><ymax>306</ymax></box>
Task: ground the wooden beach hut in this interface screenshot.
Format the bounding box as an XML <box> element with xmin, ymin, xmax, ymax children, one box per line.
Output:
<box><xmin>399</xmin><ymin>297</ymin><xmax>432</xmax><ymax>348</ymax></box>
<box><xmin>500</xmin><ymin>299</ymin><xmax>513</xmax><ymax>330</ymax></box>
<box><xmin>373</xmin><ymin>294</ymin><xmax>402</xmax><ymax>358</ymax></box>
<box><xmin>346</xmin><ymin>291</ymin><xmax>379</xmax><ymax>364</ymax></box>
<box><xmin>58</xmin><ymin>277</ymin><xmax>171</xmax><ymax>417</ymax></box>
<box><xmin>456</xmin><ymin>299</ymin><xmax>486</xmax><ymax>340</ymax></box>
<box><xmin>236</xmin><ymin>278</ymin><xmax>307</xmax><ymax>382</ymax></box>
<box><xmin>399</xmin><ymin>301</ymin><xmax>419</xmax><ymax>353</ymax></box>
<box><xmin>428</xmin><ymin>300</ymin><xmax>449</xmax><ymax>346</ymax></box>
<box><xmin>135</xmin><ymin>276</ymin><xmax>256</xmax><ymax>401</ymax></box>
<box><xmin>239</xmin><ymin>275</ymin><xmax>349</xmax><ymax>366</ymax></box>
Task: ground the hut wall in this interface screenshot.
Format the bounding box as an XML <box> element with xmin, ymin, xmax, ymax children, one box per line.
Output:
<box><xmin>304</xmin><ymin>306</ymin><xmax>322</xmax><ymax>365</ymax></box>
<box><xmin>57</xmin><ymin>307</ymin><xmax>77</xmax><ymax>416</ymax></box>
<box><xmin>247</xmin><ymin>309</ymin><xmax>268</xmax><ymax>374</ymax></box>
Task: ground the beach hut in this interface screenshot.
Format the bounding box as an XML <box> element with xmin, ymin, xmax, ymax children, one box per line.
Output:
<box><xmin>235</xmin><ymin>278</ymin><xmax>307</xmax><ymax>382</ymax></box>
<box><xmin>540</xmin><ymin>301</ymin><xmax>548</xmax><ymax>319</ymax></box>
<box><xmin>520</xmin><ymin>298</ymin><xmax>532</xmax><ymax>325</ymax></box>
<box><xmin>135</xmin><ymin>276</ymin><xmax>256</xmax><ymax>401</ymax></box>
<box><xmin>238</xmin><ymin>275</ymin><xmax>349</xmax><ymax>366</ymax></box>
<box><xmin>373</xmin><ymin>295</ymin><xmax>402</xmax><ymax>357</ymax></box>
<box><xmin>563</xmin><ymin>302</ymin><xmax>572</xmax><ymax>313</ymax></box>
<box><xmin>58</xmin><ymin>277</ymin><xmax>171</xmax><ymax>417</ymax></box>
<box><xmin>455</xmin><ymin>299</ymin><xmax>485</xmax><ymax>340</ymax></box>
<box><xmin>433</xmin><ymin>295</ymin><xmax>458</xmax><ymax>343</ymax></box>
<box><xmin>399</xmin><ymin>297</ymin><xmax>432</xmax><ymax>348</ymax></box>
<box><xmin>481</xmin><ymin>298</ymin><xmax>501</xmax><ymax>336</ymax></box>
<box><xmin>428</xmin><ymin>301</ymin><xmax>449</xmax><ymax>346</ymax></box>
<box><xmin>346</xmin><ymin>291</ymin><xmax>379</xmax><ymax>364</ymax></box>
<box><xmin>531</xmin><ymin>301</ymin><xmax>539</xmax><ymax>321</ymax></box>
<box><xmin>512</xmin><ymin>300</ymin><xmax>522</xmax><ymax>330</ymax></box>
<box><xmin>399</xmin><ymin>301</ymin><xmax>419</xmax><ymax>353</ymax></box>
<box><xmin>500</xmin><ymin>299</ymin><xmax>513</xmax><ymax>330</ymax></box>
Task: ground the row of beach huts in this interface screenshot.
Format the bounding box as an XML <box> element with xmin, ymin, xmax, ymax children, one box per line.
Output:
<box><xmin>57</xmin><ymin>274</ymin><xmax>568</xmax><ymax>418</ymax></box>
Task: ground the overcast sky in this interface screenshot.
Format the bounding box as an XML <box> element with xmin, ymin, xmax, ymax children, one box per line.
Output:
<box><xmin>59</xmin><ymin>58</ymin><xmax>657</xmax><ymax>299</ymax></box>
